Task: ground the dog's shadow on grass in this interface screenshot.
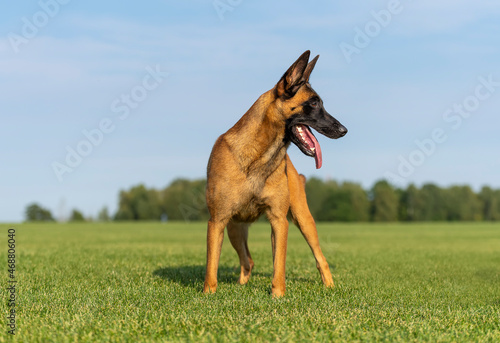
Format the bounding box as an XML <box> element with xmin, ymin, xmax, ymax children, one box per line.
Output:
<box><xmin>153</xmin><ymin>264</ymin><xmax>322</xmax><ymax>289</ymax></box>
<box><xmin>153</xmin><ymin>265</ymin><xmax>243</xmax><ymax>288</ymax></box>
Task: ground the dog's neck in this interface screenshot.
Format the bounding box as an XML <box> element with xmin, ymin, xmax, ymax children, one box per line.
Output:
<box><xmin>225</xmin><ymin>89</ymin><xmax>288</xmax><ymax>175</ymax></box>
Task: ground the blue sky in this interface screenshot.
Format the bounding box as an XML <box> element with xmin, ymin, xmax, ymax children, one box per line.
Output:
<box><xmin>1</xmin><ymin>0</ymin><xmax>499</xmax><ymax>222</ymax></box>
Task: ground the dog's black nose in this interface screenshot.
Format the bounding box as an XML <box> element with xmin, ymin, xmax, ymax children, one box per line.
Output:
<box><xmin>338</xmin><ymin>125</ymin><xmax>348</xmax><ymax>137</ymax></box>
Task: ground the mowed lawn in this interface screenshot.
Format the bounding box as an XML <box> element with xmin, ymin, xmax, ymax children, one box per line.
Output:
<box><xmin>1</xmin><ymin>222</ymin><xmax>499</xmax><ymax>342</ymax></box>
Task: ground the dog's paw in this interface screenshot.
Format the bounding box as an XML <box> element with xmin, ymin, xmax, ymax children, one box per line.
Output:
<box><xmin>203</xmin><ymin>283</ymin><xmax>217</xmax><ymax>294</ymax></box>
<box><xmin>324</xmin><ymin>280</ymin><xmax>335</xmax><ymax>288</ymax></box>
<box><xmin>271</xmin><ymin>285</ymin><xmax>286</xmax><ymax>298</ymax></box>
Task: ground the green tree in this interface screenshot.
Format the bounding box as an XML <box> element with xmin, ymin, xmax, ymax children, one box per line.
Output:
<box><xmin>445</xmin><ymin>185</ymin><xmax>482</xmax><ymax>221</ymax></box>
<box><xmin>416</xmin><ymin>184</ymin><xmax>447</xmax><ymax>221</ymax></box>
<box><xmin>317</xmin><ymin>182</ymin><xmax>369</xmax><ymax>222</ymax></box>
<box><xmin>495</xmin><ymin>190</ymin><xmax>500</xmax><ymax>221</ymax></box>
<box><xmin>115</xmin><ymin>185</ymin><xmax>162</xmax><ymax>221</ymax></box>
<box><xmin>305</xmin><ymin>177</ymin><xmax>337</xmax><ymax>219</ymax></box>
<box><xmin>398</xmin><ymin>184</ymin><xmax>422</xmax><ymax>221</ymax></box>
<box><xmin>69</xmin><ymin>209</ymin><xmax>85</xmax><ymax>222</ymax></box>
<box><xmin>97</xmin><ymin>206</ymin><xmax>110</xmax><ymax>222</ymax></box>
<box><xmin>317</xmin><ymin>189</ymin><xmax>344</xmax><ymax>222</ymax></box>
<box><xmin>370</xmin><ymin>180</ymin><xmax>398</xmax><ymax>222</ymax></box>
<box><xmin>161</xmin><ymin>179</ymin><xmax>208</xmax><ymax>221</ymax></box>
<box><xmin>345</xmin><ymin>182</ymin><xmax>370</xmax><ymax>221</ymax></box>
<box><xmin>110</xmin><ymin>178</ymin><xmax>500</xmax><ymax>223</ymax></box>
<box><xmin>25</xmin><ymin>203</ymin><xmax>55</xmax><ymax>222</ymax></box>
<box><xmin>114</xmin><ymin>190</ymin><xmax>134</xmax><ymax>220</ymax></box>
<box><xmin>479</xmin><ymin>186</ymin><xmax>500</xmax><ymax>221</ymax></box>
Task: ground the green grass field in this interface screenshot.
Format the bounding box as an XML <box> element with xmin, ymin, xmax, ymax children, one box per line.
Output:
<box><xmin>1</xmin><ymin>222</ymin><xmax>499</xmax><ymax>342</ymax></box>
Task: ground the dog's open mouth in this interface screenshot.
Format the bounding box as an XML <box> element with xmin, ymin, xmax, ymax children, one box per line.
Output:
<box><xmin>291</xmin><ymin>124</ymin><xmax>323</xmax><ymax>169</ymax></box>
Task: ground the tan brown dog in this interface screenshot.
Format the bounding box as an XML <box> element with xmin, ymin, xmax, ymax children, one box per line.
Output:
<box><xmin>203</xmin><ymin>51</ymin><xmax>347</xmax><ymax>297</ymax></box>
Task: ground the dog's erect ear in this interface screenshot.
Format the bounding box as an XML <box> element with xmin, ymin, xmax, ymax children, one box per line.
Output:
<box><xmin>302</xmin><ymin>55</ymin><xmax>319</xmax><ymax>83</ymax></box>
<box><xmin>276</xmin><ymin>50</ymin><xmax>310</xmax><ymax>97</ymax></box>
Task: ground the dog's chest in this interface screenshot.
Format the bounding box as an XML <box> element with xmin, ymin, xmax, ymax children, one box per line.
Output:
<box><xmin>232</xmin><ymin>196</ymin><xmax>267</xmax><ymax>223</ymax></box>
<box><xmin>232</xmin><ymin>162</ymin><xmax>288</xmax><ymax>223</ymax></box>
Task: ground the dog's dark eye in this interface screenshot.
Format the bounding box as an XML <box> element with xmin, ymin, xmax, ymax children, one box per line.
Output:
<box><xmin>309</xmin><ymin>101</ymin><xmax>318</xmax><ymax>108</ymax></box>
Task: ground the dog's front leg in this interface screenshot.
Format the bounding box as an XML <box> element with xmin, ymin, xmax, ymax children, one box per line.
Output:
<box><xmin>269</xmin><ymin>216</ymin><xmax>289</xmax><ymax>298</ymax></box>
<box><xmin>203</xmin><ymin>219</ymin><xmax>227</xmax><ymax>294</ymax></box>
<box><xmin>286</xmin><ymin>156</ymin><xmax>334</xmax><ymax>288</ymax></box>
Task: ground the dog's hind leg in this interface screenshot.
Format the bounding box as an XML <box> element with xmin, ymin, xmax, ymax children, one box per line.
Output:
<box><xmin>286</xmin><ymin>155</ymin><xmax>334</xmax><ymax>288</ymax></box>
<box><xmin>227</xmin><ymin>221</ymin><xmax>254</xmax><ymax>285</ymax></box>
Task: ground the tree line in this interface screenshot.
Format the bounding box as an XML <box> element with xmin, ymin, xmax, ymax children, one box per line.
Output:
<box><xmin>25</xmin><ymin>177</ymin><xmax>500</xmax><ymax>222</ymax></box>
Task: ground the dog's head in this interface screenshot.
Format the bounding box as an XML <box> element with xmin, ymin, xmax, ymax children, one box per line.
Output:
<box><xmin>274</xmin><ymin>50</ymin><xmax>347</xmax><ymax>169</ymax></box>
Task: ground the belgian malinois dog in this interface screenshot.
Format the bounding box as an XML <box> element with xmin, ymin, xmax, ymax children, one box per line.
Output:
<box><xmin>204</xmin><ymin>50</ymin><xmax>347</xmax><ymax>297</ymax></box>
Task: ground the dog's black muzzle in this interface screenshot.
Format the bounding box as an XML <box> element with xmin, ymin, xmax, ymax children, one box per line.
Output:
<box><xmin>286</xmin><ymin>107</ymin><xmax>347</xmax><ymax>141</ymax></box>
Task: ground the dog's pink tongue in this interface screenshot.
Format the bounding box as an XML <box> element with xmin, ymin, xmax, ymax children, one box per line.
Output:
<box><xmin>314</xmin><ymin>140</ymin><xmax>323</xmax><ymax>169</ymax></box>
<box><xmin>303</xmin><ymin>127</ymin><xmax>323</xmax><ymax>169</ymax></box>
